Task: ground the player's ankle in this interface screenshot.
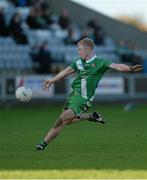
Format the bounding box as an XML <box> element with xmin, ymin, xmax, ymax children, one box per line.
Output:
<box><xmin>42</xmin><ymin>140</ymin><xmax>48</xmax><ymax>147</ymax></box>
<box><xmin>88</xmin><ymin>113</ymin><xmax>94</xmax><ymax>121</ymax></box>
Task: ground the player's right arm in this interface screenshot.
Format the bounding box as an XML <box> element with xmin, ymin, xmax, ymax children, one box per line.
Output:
<box><xmin>42</xmin><ymin>66</ymin><xmax>75</xmax><ymax>92</ymax></box>
<box><xmin>109</xmin><ymin>63</ymin><xmax>143</xmax><ymax>72</ymax></box>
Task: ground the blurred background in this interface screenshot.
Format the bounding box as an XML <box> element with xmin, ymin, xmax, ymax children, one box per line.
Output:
<box><xmin>0</xmin><ymin>0</ymin><xmax>147</xmax><ymax>105</ymax></box>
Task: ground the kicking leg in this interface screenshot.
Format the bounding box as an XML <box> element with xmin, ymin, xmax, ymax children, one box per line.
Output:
<box><xmin>66</xmin><ymin>112</ymin><xmax>91</xmax><ymax>124</ymax></box>
<box><xmin>36</xmin><ymin>109</ymin><xmax>75</xmax><ymax>151</ymax></box>
<box><xmin>66</xmin><ymin>112</ymin><xmax>105</xmax><ymax>125</ymax></box>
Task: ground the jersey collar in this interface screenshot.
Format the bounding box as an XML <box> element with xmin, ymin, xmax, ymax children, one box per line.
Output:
<box><xmin>85</xmin><ymin>55</ymin><xmax>97</xmax><ymax>63</ymax></box>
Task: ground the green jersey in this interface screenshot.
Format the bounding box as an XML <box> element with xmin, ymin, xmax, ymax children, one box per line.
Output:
<box><xmin>70</xmin><ymin>55</ymin><xmax>112</xmax><ymax>101</ymax></box>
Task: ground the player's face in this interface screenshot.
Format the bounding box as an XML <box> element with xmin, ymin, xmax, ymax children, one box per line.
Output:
<box><xmin>78</xmin><ymin>44</ymin><xmax>91</xmax><ymax>59</ymax></box>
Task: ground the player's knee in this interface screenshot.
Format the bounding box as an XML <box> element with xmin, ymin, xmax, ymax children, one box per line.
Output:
<box><xmin>54</xmin><ymin>116</ymin><xmax>63</xmax><ymax>128</ymax></box>
<box><xmin>62</xmin><ymin>110</ymin><xmax>74</xmax><ymax>120</ymax></box>
<box><xmin>53</xmin><ymin>114</ymin><xmax>67</xmax><ymax>128</ymax></box>
<box><xmin>54</xmin><ymin>110</ymin><xmax>74</xmax><ymax>127</ymax></box>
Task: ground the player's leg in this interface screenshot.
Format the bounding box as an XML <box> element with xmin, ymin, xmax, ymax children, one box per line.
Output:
<box><xmin>64</xmin><ymin>93</ymin><xmax>105</xmax><ymax>125</ymax></box>
<box><xmin>65</xmin><ymin>112</ymin><xmax>90</xmax><ymax>124</ymax></box>
<box><xmin>36</xmin><ymin>109</ymin><xmax>75</xmax><ymax>151</ymax></box>
<box><xmin>44</xmin><ymin>109</ymin><xmax>75</xmax><ymax>143</ymax></box>
<box><xmin>66</xmin><ymin>111</ymin><xmax>105</xmax><ymax>125</ymax></box>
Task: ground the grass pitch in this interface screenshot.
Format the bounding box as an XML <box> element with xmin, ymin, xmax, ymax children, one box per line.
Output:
<box><xmin>0</xmin><ymin>103</ymin><xmax>147</xmax><ymax>178</ymax></box>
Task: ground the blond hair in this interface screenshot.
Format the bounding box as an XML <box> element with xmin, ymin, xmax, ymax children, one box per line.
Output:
<box><xmin>77</xmin><ymin>38</ymin><xmax>95</xmax><ymax>49</ymax></box>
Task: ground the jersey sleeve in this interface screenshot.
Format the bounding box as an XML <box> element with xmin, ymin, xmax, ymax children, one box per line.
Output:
<box><xmin>70</xmin><ymin>60</ymin><xmax>78</xmax><ymax>71</ymax></box>
<box><xmin>102</xmin><ymin>59</ymin><xmax>112</xmax><ymax>68</ymax></box>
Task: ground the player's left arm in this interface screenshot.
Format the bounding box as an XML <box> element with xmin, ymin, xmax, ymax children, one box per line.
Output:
<box><xmin>109</xmin><ymin>63</ymin><xmax>143</xmax><ymax>72</ymax></box>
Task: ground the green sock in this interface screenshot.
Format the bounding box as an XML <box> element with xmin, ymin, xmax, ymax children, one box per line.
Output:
<box><xmin>41</xmin><ymin>140</ymin><xmax>48</xmax><ymax>147</ymax></box>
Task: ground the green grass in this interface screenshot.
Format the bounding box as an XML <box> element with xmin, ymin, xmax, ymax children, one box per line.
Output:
<box><xmin>0</xmin><ymin>104</ymin><xmax>147</xmax><ymax>178</ymax></box>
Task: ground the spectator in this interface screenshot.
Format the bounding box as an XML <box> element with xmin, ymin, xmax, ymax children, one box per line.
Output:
<box><xmin>64</xmin><ymin>25</ymin><xmax>81</xmax><ymax>45</ymax></box>
<box><xmin>31</xmin><ymin>41</ymin><xmax>52</xmax><ymax>74</ymax></box>
<box><xmin>26</xmin><ymin>7</ymin><xmax>42</xmax><ymax>29</ymax></box>
<box><xmin>9</xmin><ymin>0</ymin><xmax>32</xmax><ymax>7</ymax></box>
<box><xmin>9</xmin><ymin>12</ymin><xmax>28</xmax><ymax>44</ymax></box>
<box><xmin>58</xmin><ymin>9</ymin><xmax>71</xmax><ymax>30</ymax></box>
<box><xmin>36</xmin><ymin>9</ymin><xmax>49</xmax><ymax>29</ymax></box>
<box><xmin>93</xmin><ymin>28</ymin><xmax>105</xmax><ymax>45</ymax></box>
<box><xmin>38</xmin><ymin>0</ymin><xmax>50</xmax><ymax>12</ymax></box>
<box><xmin>87</xmin><ymin>18</ymin><xmax>105</xmax><ymax>45</ymax></box>
<box><xmin>41</xmin><ymin>8</ymin><xmax>53</xmax><ymax>27</ymax></box>
<box><xmin>0</xmin><ymin>7</ymin><xmax>9</xmax><ymax>36</ymax></box>
<box><xmin>26</xmin><ymin>4</ymin><xmax>51</xmax><ymax>29</ymax></box>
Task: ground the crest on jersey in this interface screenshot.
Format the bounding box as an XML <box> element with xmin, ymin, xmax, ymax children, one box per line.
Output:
<box><xmin>92</xmin><ymin>63</ymin><xmax>96</xmax><ymax>67</ymax></box>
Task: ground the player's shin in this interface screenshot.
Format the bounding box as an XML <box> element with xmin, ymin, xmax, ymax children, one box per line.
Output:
<box><xmin>78</xmin><ymin>113</ymin><xmax>92</xmax><ymax>120</ymax></box>
<box><xmin>66</xmin><ymin>113</ymin><xmax>92</xmax><ymax>124</ymax></box>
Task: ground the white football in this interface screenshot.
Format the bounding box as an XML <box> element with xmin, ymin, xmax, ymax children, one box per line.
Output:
<box><xmin>16</xmin><ymin>86</ymin><xmax>32</xmax><ymax>102</ymax></box>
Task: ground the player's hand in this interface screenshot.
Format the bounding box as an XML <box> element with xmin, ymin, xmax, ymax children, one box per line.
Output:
<box><xmin>130</xmin><ymin>65</ymin><xmax>143</xmax><ymax>72</ymax></box>
<box><xmin>41</xmin><ymin>80</ymin><xmax>53</xmax><ymax>93</ymax></box>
